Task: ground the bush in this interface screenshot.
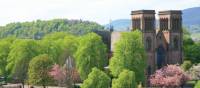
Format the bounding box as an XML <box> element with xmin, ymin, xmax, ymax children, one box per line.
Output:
<box><xmin>150</xmin><ymin>65</ymin><xmax>190</xmax><ymax>87</ymax></box>
<box><xmin>181</xmin><ymin>60</ymin><xmax>192</xmax><ymax>71</ymax></box>
<box><xmin>112</xmin><ymin>69</ymin><xmax>136</xmax><ymax>88</ymax></box>
<box><xmin>187</xmin><ymin>63</ymin><xmax>200</xmax><ymax>80</ymax></box>
<box><xmin>81</xmin><ymin>68</ymin><xmax>111</xmax><ymax>88</ymax></box>
<box><xmin>195</xmin><ymin>81</ymin><xmax>200</xmax><ymax>88</ymax></box>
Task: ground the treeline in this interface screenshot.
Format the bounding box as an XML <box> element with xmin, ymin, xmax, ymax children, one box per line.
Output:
<box><xmin>0</xmin><ymin>19</ymin><xmax>104</xmax><ymax>39</ymax></box>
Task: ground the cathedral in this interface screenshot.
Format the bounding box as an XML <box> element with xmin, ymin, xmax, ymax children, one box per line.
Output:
<box><xmin>131</xmin><ymin>10</ymin><xmax>183</xmax><ymax>74</ymax></box>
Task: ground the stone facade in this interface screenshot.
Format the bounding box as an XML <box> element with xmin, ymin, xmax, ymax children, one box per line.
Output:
<box><xmin>131</xmin><ymin>10</ymin><xmax>183</xmax><ymax>74</ymax></box>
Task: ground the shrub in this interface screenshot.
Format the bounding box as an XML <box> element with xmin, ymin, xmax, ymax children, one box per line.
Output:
<box><xmin>181</xmin><ymin>60</ymin><xmax>192</xmax><ymax>71</ymax></box>
<box><xmin>195</xmin><ymin>81</ymin><xmax>200</xmax><ymax>88</ymax></box>
<box><xmin>150</xmin><ymin>65</ymin><xmax>190</xmax><ymax>87</ymax></box>
<box><xmin>187</xmin><ymin>63</ymin><xmax>200</xmax><ymax>80</ymax></box>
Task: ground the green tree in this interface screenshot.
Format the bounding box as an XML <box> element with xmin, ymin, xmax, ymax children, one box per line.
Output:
<box><xmin>81</xmin><ymin>68</ymin><xmax>111</xmax><ymax>88</ymax></box>
<box><xmin>6</xmin><ymin>39</ymin><xmax>40</xmax><ymax>84</ymax></box>
<box><xmin>28</xmin><ymin>54</ymin><xmax>53</xmax><ymax>88</ymax></box>
<box><xmin>109</xmin><ymin>31</ymin><xmax>146</xmax><ymax>83</ymax></box>
<box><xmin>74</xmin><ymin>33</ymin><xmax>107</xmax><ymax>80</ymax></box>
<box><xmin>112</xmin><ymin>69</ymin><xmax>136</xmax><ymax>88</ymax></box>
<box><xmin>0</xmin><ymin>40</ymin><xmax>11</xmax><ymax>82</ymax></box>
<box><xmin>184</xmin><ymin>43</ymin><xmax>200</xmax><ymax>64</ymax></box>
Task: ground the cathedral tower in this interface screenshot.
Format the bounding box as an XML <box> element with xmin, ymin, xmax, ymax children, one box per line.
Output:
<box><xmin>158</xmin><ymin>10</ymin><xmax>183</xmax><ymax>65</ymax></box>
<box><xmin>131</xmin><ymin>10</ymin><xmax>156</xmax><ymax>74</ymax></box>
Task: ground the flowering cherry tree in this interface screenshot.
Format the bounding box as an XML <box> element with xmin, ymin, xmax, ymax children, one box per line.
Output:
<box><xmin>149</xmin><ymin>65</ymin><xmax>190</xmax><ymax>87</ymax></box>
<box><xmin>49</xmin><ymin>64</ymin><xmax>66</xmax><ymax>86</ymax></box>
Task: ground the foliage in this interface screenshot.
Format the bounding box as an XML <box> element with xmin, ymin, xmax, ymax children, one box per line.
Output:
<box><xmin>195</xmin><ymin>81</ymin><xmax>200</xmax><ymax>88</ymax></box>
<box><xmin>187</xmin><ymin>63</ymin><xmax>200</xmax><ymax>80</ymax></box>
<box><xmin>109</xmin><ymin>30</ymin><xmax>146</xmax><ymax>83</ymax></box>
<box><xmin>112</xmin><ymin>69</ymin><xmax>136</xmax><ymax>88</ymax></box>
<box><xmin>28</xmin><ymin>54</ymin><xmax>53</xmax><ymax>86</ymax></box>
<box><xmin>6</xmin><ymin>39</ymin><xmax>40</xmax><ymax>82</ymax></box>
<box><xmin>81</xmin><ymin>68</ymin><xmax>111</xmax><ymax>88</ymax></box>
<box><xmin>0</xmin><ymin>39</ymin><xmax>12</xmax><ymax>80</ymax></box>
<box><xmin>150</xmin><ymin>65</ymin><xmax>190</xmax><ymax>87</ymax></box>
<box><xmin>49</xmin><ymin>64</ymin><xmax>66</xmax><ymax>85</ymax></box>
<box><xmin>74</xmin><ymin>33</ymin><xmax>107</xmax><ymax>80</ymax></box>
<box><xmin>184</xmin><ymin>43</ymin><xmax>200</xmax><ymax>64</ymax></box>
<box><xmin>0</xmin><ymin>19</ymin><xmax>103</xmax><ymax>39</ymax></box>
<box><xmin>181</xmin><ymin>60</ymin><xmax>192</xmax><ymax>71</ymax></box>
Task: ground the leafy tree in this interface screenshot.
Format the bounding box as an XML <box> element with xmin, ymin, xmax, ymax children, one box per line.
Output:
<box><xmin>181</xmin><ymin>60</ymin><xmax>192</xmax><ymax>71</ymax></box>
<box><xmin>150</xmin><ymin>65</ymin><xmax>190</xmax><ymax>87</ymax></box>
<box><xmin>6</xmin><ymin>39</ymin><xmax>40</xmax><ymax>84</ymax></box>
<box><xmin>195</xmin><ymin>81</ymin><xmax>200</xmax><ymax>88</ymax></box>
<box><xmin>0</xmin><ymin>40</ymin><xmax>12</xmax><ymax>82</ymax></box>
<box><xmin>184</xmin><ymin>43</ymin><xmax>200</xmax><ymax>64</ymax></box>
<box><xmin>112</xmin><ymin>69</ymin><xmax>136</xmax><ymax>88</ymax></box>
<box><xmin>28</xmin><ymin>54</ymin><xmax>53</xmax><ymax>88</ymax></box>
<box><xmin>74</xmin><ymin>33</ymin><xmax>107</xmax><ymax>80</ymax></box>
<box><xmin>81</xmin><ymin>68</ymin><xmax>111</xmax><ymax>88</ymax></box>
<box><xmin>49</xmin><ymin>64</ymin><xmax>66</xmax><ymax>86</ymax></box>
<box><xmin>109</xmin><ymin>31</ymin><xmax>146</xmax><ymax>83</ymax></box>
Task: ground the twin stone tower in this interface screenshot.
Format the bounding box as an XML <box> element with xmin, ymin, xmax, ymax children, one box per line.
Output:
<box><xmin>131</xmin><ymin>10</ymin><xmax>183</xmax><ymax>74</ymax></box>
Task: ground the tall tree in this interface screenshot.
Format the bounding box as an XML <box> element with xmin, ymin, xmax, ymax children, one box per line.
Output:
<box><xmin>81</xmin><ymin>68</ymin><xmax>111</xmax><ymax>88</ymax></box>
<box><xmin>6</xmin><ymin>39</ymin><xmax>40</xmax><ymax>84</ymax></box>
<box><xmin>28</xmin><ymin>54</ymin><xmax>53</xmax><ymax>88</ymax></box>
<box><xmin>112</xmin><ymin>69</ymin><xmax>136</xmax><ymax>88</ymax></box>
<box><xmin>74</xmin><ymin>33</ymin><xmax>107</xmax><ymax>80</ymax></box>
<box><xmin>109</xmin><ymin>30</ymin><xmax>147</xmax><ymax>83</ymax></box>
<box><xmin>0</xmin><ymin>40</ymin><xmax>12</xmax><ymax>82</ymax></box>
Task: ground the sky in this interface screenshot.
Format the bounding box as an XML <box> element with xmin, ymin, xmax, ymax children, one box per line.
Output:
<box><xmin>0</xmin><ymin>0</ymin><xmax>200</xmax><ymax>26</ymax></box>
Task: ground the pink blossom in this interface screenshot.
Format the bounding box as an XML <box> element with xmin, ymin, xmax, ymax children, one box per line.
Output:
<box><xmin>149</xmin><ymin>65</ymin><xmax>190</xmax><ymax>87</ymax></box>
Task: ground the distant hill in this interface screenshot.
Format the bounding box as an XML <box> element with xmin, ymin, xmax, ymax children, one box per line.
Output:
<box><xmin>104</xmin><ymin>19</ymin><xmax>131</xmax><ymax>31</ymax></box>
<box><xmin>0</xmin><ymin>19</ymin><xmax>104</xmax><ymax>39</ymax></box>
<box><xmin>105</xmin><ymin>7</ymin><xmax>200</xmax><ymax>32</ymax></box>
<box><xmin>183</xmin><ymin>7</ymin><xmax>200</xmax><ymax>25</ymax></box>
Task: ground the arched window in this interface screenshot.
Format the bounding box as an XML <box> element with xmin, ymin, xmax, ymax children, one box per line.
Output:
<box><xmin>173</xmin><ymin>37</ymin><xmax>179</xmax><ymax>50</ymax></box>
<box><xmin>146</xmin><ymin>37</ymin><xmax>152</xmax><ymax>51</ymax></box>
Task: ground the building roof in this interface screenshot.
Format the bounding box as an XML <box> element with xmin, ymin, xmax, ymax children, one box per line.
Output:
<box><xmin>131</xmin><ymin>10</ymin><xmax>155</xmax><ymax>15</ymax></box>
<box><xmin>159</xmin><ymin>10</ymin><xmax>182</xmax><ymax>15</ymax></box>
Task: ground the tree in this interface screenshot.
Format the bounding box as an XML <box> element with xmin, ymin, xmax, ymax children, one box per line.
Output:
<box><xmin>0</xmin><ymin>40</ymin><xmax>12</xmax><ymax>82</ymax></box>
<box><xmin>187</xmin><ymin>63</ymin><xmax>200</xmax><ymax>81</ymax></box>
<box><xmin>74</xmin><ymin>33</ymin><xmax>107</xmax><ymax>80</ymax></box>
<box><xmin>49</xmin><ymin>64</ymin><xmax>66</xmax><ymax>86</ymax></box>
<box><xmin>150</xmin><ymin>65</ymin><xmax>190</xmax><ymax>87</ymax></box>
<box><xmin>81</xmin><ymin>68</ymin><xmax>111</xmax><ymax>88</ymax></box>
<box><xmin>109</xmin><ymin>31</ymin><xmax>146</xmax><ymax>83</ymax></box>
<box><xmin>28</xmin><ymin>54</ymin><xmax>53</xmax><ymax>88</ymax></box>
<box><xmin>184</xmin><ymin>43</ymin><xmax>200</xmax><ymax>64</ymax></box>
<box><xmin>181</xmin><ymin>60</ymin><xmax>192</xmax><ymax>71</ymax></box>
<box><xmin>6</xmin><ymin>39</ymin><xmax>40</xmax><ymax>85</ymax></box>
<box><xmin>112</xmin><ymin>69</ymin><xmax>136</xmax><ymax>88</ymax></box>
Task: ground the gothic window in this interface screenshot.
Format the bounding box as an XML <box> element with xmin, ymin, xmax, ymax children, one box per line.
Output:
<box><xmin>145</xmin><ymin>17</ymin><xmax>154</xmax><ymax>31</ymax></box>
<box><xmin>160</xmin><ymin>18</ymin><xmax>168</xmax><ymax>30</ymax></box>
<box><xmin>146</xmin><ymin>37</ymin><xmax>152</xmax><ymax>51</ymax></box>
<box><xmin>132</xmin><ymin>19</ymin><xmax>141</xmax><ymax>30</ymax></box>
<box><xmin>173</xmin><ymin>37</ymin><xmax>179</xmax><ymax>50</ymax></box>
<box><xmin>172</xmin><ymin>18</ymin><xmax>181</xmax><ymax>31</ymax></box>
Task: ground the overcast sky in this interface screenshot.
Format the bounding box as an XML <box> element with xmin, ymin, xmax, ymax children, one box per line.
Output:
<box><xmin>0</xmin><ymin>0</ymin><xmax>200</xmax><ymax>25</ymax></box>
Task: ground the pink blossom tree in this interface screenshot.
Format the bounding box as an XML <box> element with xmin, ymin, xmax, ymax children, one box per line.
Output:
<box><xmin>49</xmin><ymin>64</ymin><xmax>66</xmax><ymax>86</ymax></box>
<box><xmin>149</xmin><ymin>65</ymin><xmax>190</xmax><ymax>87</ymax></box>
